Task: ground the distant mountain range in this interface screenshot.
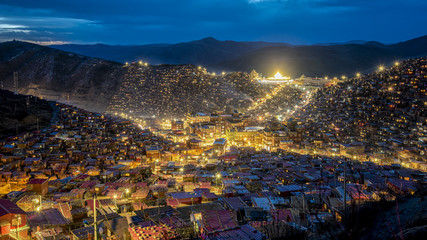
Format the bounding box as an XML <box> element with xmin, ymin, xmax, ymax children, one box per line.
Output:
<box><xmin>51</xmin><ymin>37</ymin><xmax>288</xmax><ymax>67</ymax></box>
<box><xmin>50</xmin><ymin>35</ymin><xmax>427</xmax><ymax>77</ymax></box>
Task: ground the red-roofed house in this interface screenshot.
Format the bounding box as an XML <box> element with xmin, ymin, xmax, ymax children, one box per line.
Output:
<box><xmin>271</xmin><ymin>209</ymin><xmax>294</xmax><ymax>222</ymax></box>
<box><xmin>27</xmin><ymin>178</ymin><xmax>48</xmax><ymax>196</ymax></box>
<box><xmin>201</xmin><ymin>210</ymin><xmax>239</xmax><ymax>234</ymax></box>
<box><xmin>0</xmin><ymin>199</ymin><xmax>29</xmax><ymax>239</ymax></box>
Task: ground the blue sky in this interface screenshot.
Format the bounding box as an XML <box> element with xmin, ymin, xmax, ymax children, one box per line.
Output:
<box><xmin>0</xmin><ymin>0</ymin><xmax>426</xmax><ymax>45</ymax></box>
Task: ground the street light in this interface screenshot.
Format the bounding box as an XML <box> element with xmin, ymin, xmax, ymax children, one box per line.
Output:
<box><xmin>378</xmin><ymin>65</ymin><xmax>385</xmax><ymax>79</ymax></box>
<box><xmin>394</xmin><ymin>61</ymin><xmax>399</xmax><ymax>66</ymax></box>
<box><xmin>216</xmin><ymin>173</ymin><xmax>221</xmax><ymax>187</ymax></box>
<box><xmin>125</xmin><ymin>189</ymin><xmax>130</xmax><ymax>198</ymax></box>
<box><xmin>113</xmin><ymin>194</ymin><xmax>117</xmax><ymax>210</ymax></box>
<box><xmin>33</xmin><ymin>196</ymin><xmax>42</xmax><ymax>211</ymax></box>
<box><xmin>356</xmin><ymin>73</ymin><xmax>361</xmax><ymax>78</ymax></box>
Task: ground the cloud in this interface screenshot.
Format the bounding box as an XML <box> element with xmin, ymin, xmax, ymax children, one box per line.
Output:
<box><xmin>248</xmin><ymin>0</ymin><xmax>270</xmax><ymax>3</ymax></box>
<box><xmin>0</xmin><ymin>23</ymin><xmax>27</xmax><ymax>29</ymax></box>
<box><xmin>22</xmin><ymin>40</ymin><xmax>70</xmax><ymax>45</ymax></box>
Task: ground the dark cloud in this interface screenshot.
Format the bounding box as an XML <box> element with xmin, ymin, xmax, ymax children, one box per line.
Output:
<box><xmin>0</xmin><ymin>0</ymin><xmax>426</xmax><ymax>44</ymax></box>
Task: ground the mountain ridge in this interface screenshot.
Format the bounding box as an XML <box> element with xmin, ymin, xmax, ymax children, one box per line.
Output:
<box><xmin>50</xmin><ymin>37</ymin><xmax>289</xmax><ymax>66</ymax></box>
<box><xmin>47</xmin><ymin>35</ymin><xmax>427</xmax><ymax>76</ymax></box>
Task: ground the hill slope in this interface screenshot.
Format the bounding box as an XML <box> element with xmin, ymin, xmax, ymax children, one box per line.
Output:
<box><xmin>293</xmin><ymin>57</ymin><xmax>426</xmax><ymax>156</ymax></box>
<box><xmin>0</xmin><ymin>89</ymin><xmax>53</xmax><ymax>138</ymax></box>
<box><xmin>0</xmin><ymin>41</ymin><xmax>126</xmax><ymax>112</ymax></box>
<box><xmin>107</xmin><ymin>64</ymin><xmax>270</xmax><ymax>118</ymax></box>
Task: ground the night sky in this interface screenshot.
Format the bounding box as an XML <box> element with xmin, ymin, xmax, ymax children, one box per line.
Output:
<box><xmin>1</xmin><ymin>0</ymin><xmax>426</xmax><ymax>45</ymax></box>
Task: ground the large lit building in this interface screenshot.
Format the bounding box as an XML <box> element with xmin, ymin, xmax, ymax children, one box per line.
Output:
<box><xmin>257</xmin><ymin>71</ymin><xmax>294</xmax><ymax>84</ymax></box>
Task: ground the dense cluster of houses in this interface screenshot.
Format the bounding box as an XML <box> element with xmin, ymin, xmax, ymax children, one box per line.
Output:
<box><xmin>0</xmin><ymin>55</ymin><xmax>426</xmax><ymax>239</ymax></box>
<box><xmin>0</xmin><ymin>101</ymin><xmax>425</xmax><ymax>239</ymax></box>
<box><xmin>107</xmin><ymin>63</ymin><xmax>268</xmax><ymax>118</ymax></box>
<box><xmin>290</xmin><ymin>57</ymin><xmax>427</xmax><ymax>170</ymax></box>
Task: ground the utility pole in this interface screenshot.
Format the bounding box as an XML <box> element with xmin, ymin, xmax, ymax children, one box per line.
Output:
<box><xmin>157</xmin><ymin>191</ymin><xmax>160</xmax><ymax>215</ymax></box>
<box><xmin>13</xmin><ymin>72</ymin><xmax>18</xmax><ymax>94</ymax></box>
<box><xmin>302</xmin><ymin>193</ymin><xmax>306</xmax><ymax>225</ymax></box>
<box><xmin>343</xmin><ymin>158</ymin><xmax>347</xmax><ymax>218</ymax></box>
<box><xmin>93</xmin><ymin>194</ymin><xmax>97</xmax><ymax>240</ymax></box>
<box><xmin>15</xmin><ymin>215</ymin><xmax>21</xmax><ymax>240</ymax></box>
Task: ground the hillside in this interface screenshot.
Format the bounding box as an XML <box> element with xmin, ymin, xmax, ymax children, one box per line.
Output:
<box><xmin>292</xmin><ymin>57</ymin><xmax>426</xmax><ymax>159</ymax></box>
<box><xmin>107</xmin><ymin>64</ymin><xmax>271</xmax><ymax>118</ymax></box>
<box><xmin>0</xmin><ymin>40</ymin><xmax>126</xmax><ymax>113</ymax></box>
<box><xmin>0</xmin><ymin>89</ymin><xmax>53</xmax><ymax>139</ymax></box>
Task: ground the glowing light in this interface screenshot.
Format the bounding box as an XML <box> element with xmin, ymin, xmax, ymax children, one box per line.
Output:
<box><xmin>114</xmin><ymin>194</ymin><xmax>117</xmax><ymax>199</ymax></box>
<box><xmin>378</xmin><ymin>65</ymin><xmax>384</xmax><ymax>71</ymax></box>
<box><xmin>258</xmin><ymin>71</ymin><xmax>291</xmax><ymax>83</ymax></box>
<box><xmin>138</xmin><ymin>61</ymin><xmax>143</xmax><ymax>65</ymax></box>
<box><xmin>394</xmin><ymin>61</ymin><xmax>399</xmax><ymax>66</ymax></box>
<box><xmin>216</xmin><ymin>173</ymin><xmax>221</xmax><ymax>179</ymax></box>
<box><xmin>356</xmin><ymin>73</ymin><xmax>361</xmax><ymax>78</ymax></box>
